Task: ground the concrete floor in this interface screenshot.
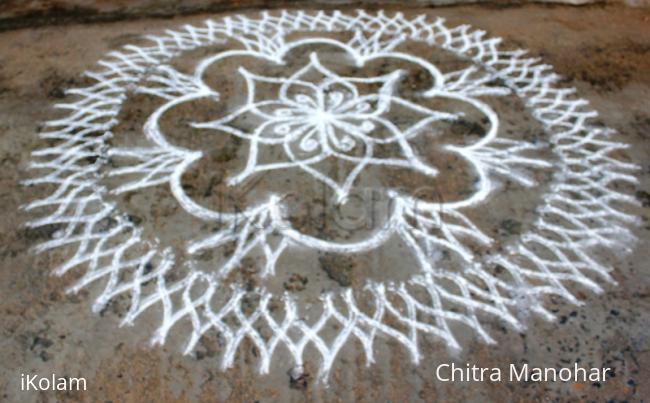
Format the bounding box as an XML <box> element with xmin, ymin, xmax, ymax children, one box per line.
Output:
<box><xmin>1</xmin><ymin>4</ymin><xmax>650</xmax><ymax>402</ymax></box>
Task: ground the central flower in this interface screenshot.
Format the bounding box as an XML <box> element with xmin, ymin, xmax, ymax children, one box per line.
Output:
<box><xmin>136</xmin><ymin>37</ymin><xmax>502</xmax><ymax>245</ymax></box>
<box><xmin>269</xmin><ymin>82</ymin><xmax>377</xmax><ymax>154</ymax></box>
<box><xmin>191</xmin><ymin>52</ymin><xmax>457</xmax><ymax>202</ymax></box>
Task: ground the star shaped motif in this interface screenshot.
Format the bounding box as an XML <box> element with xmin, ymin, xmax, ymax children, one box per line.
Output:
<box><xmin>192</xmin><ymin>52</ymin><xmax>459</xmax><ymax>202</ymax></box>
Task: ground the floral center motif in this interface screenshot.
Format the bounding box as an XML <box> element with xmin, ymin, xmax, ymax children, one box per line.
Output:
<box><xmin>108</xmin><ymin>36</ymin><xmax>531</xmax><ymax>250</ymax></box>
<box><xmin>190</xmin><ymin>51</ymin><xmax>461</xmax><ymax>204</ymax></box>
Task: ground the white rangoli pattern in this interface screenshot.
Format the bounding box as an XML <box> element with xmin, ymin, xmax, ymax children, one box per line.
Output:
<box><xmin>25</xmin><ymin>11</ymin><xmax>638</xmax><ymax>382</ymax></box>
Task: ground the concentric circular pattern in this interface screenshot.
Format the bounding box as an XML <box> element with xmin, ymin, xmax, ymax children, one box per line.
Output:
<box><xmin>26</xmin><ymin>10</ymin><xmax>638</xmax><ymax>381</ymax></box>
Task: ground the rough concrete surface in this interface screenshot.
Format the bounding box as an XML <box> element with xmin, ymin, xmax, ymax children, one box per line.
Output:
<box><xmin>0</xmin><ymin>0</ymin><xmax>649</xmax><ymax>32</ymax></box>
<box><xmin>1</xmin><ymin>3</ymin><xmax>650</xmax><ymax>403</ymax></box>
